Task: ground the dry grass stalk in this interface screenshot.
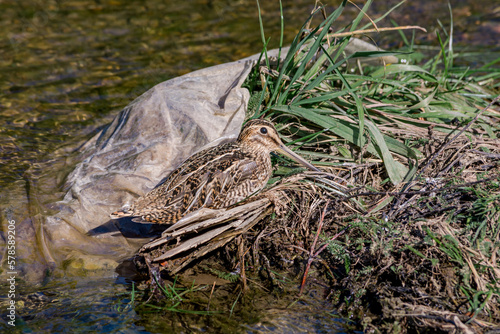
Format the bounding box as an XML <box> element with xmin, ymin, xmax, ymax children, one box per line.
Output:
<box><xmin>137</xmin><ymin>171</ymin><xmax>350</xmax><ymax>275</ymax></box>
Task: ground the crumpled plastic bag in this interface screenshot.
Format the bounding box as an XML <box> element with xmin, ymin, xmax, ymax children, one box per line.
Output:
<box><xmin>23</xmin><ymin>57</ymin><xmax>259</xmax><ymax>280</ymax></box>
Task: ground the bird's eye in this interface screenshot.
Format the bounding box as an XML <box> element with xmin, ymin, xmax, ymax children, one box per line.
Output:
<box><xmin>260</xmin><ymin>127</ymin><xmax>268</xmax><ymax>134</ymax></box>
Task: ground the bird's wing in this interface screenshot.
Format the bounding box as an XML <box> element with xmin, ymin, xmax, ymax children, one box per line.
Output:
<box><xmin>204</xmin><ymin>158</ymin><xmax>259</xmax><ymax>208</ymax></box>
<box><xmin>110</xmin><ymin>144</ymin><xmax>219</xmax><ymax>221</ymax></box>
<box><xmin>117</xmin><ymin>144</ymin><xmax>262</xmax><ymax>224</ymax></box>
<box><xmin>164</xmin><ymin>155</ymin><xmax>258</xmax><ymax>216</ymax></box>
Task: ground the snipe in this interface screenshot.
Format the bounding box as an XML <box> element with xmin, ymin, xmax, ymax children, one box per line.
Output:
<box><xmin>111</xmin><ymin>119</ymin><xmax>319</xmax><ymax>224</ymax></box>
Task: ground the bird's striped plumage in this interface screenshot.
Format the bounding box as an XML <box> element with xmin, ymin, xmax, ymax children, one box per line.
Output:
<box><xmin>111</xmin><ymin>119</ymin><xmax>318</xmax><ymax>224</ymax></box>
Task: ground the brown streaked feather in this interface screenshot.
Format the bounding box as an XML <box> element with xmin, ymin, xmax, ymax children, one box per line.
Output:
<box><xmin>111</xmin><ymin>142</ymin><xmax>269</xmax><ymax>223</ymax></box>
<box><xmin>110</xmin><ymin>119</ymin><xmax>318</xmax><ymax>224</ymax></box>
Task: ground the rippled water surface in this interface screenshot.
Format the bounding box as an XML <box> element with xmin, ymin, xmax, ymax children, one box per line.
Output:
<box><xmin>0</xmin><ymin>0</ymin><xmax>498</xmax><ymax>332</ymax></box>
<box><xmin>0</xmin><ymin>0</ymin><xmax>316</xmax><ymax>189</ymax></box>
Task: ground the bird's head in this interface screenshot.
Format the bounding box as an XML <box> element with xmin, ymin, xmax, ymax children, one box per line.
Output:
<box><xmin>237</xmin><ymin>119</ymin><xmax>319</xmax><ymax>171</ymax></box>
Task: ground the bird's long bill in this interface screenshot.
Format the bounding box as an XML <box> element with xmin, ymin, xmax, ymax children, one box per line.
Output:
<box><xmin>277</xmin><ymin>144</ymin><xmax>320</xmax><ymax>172</ymax></box>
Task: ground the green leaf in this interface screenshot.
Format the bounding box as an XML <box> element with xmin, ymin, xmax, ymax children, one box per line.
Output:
<box><xmin>409</xmin><ymin>86</ymin><xmax>437</xmax><ymax>110</ymax></box>
<box><xmin>365</xmin><ymin>120</ymin><xmax>406</xmax><ymax>184</ymax></box>
<box><xmin>371</xmin><ymin>64</ymin><xmax>437</xmax><ymax>82</ymax></box>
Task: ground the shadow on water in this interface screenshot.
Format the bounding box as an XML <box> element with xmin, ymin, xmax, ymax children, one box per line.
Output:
<box><xmin>0</xmin><ymin>0</ymin><xmax>498</xmax><ymax>332</ymax></box>
<box><xmin>87</xmin><ymin>218</ymin><xmax>168</xmax><ymax>239</ymax></box>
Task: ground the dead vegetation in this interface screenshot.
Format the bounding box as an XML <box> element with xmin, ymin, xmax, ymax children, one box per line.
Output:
<box><xmin>132</xmin><ymin>2</ymin><xmax>500</xmax><ymax>332</ymax></box>
<box><xmin>135</xmin><ymin>128</ymin><xmax>500</xmax><ymax>332</ymax></box>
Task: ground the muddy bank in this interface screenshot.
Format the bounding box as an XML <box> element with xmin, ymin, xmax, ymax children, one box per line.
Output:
<box><xmin>132</xmin><ymin>124</ymin><xmax>500</xmax><ymax>333</ymax></box>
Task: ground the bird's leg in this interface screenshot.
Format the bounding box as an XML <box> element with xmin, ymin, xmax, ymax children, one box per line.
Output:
<box><xmin>237</xmin><ymin>236</ymin><xmax>248</xmax><ymax>292</ymax></box>
<box><xmin>144</xmin><ymin>254</ymin><xmax>165</xmax><ymax>301</ymax></box>
<box><xmin>260</xmin><ymin>253</ymin><xmax>284</xmax><ymax>292</ymax></box>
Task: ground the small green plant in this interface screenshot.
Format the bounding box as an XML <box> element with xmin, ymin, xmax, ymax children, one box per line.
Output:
<box><xmin>143</xmin><ymin>277</ymin><xmax>214</xmax><ymax>315</ymax></box>
<box><xmin>203</xmin><ymin>266</ymin><xmax>240</xmax><ymax>283</ymax></box>
<box><xmin>113</xmin><ymin>282</ymin><xmax>137</xmax><ymax>313</ymax></box>
<box><xmin>322</xmin><ymin>236</ymin><xmax>351</xmax><ymax>273</ymax></box>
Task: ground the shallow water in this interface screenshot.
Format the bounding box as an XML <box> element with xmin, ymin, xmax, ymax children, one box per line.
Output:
<box><xmin>0</xmin><ymin>0</ymin><xmax>498</xmax><ymax>332</ymax></box>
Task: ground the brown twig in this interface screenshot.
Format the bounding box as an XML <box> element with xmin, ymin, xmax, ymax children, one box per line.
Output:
<box><xmin>299</xmin><ymin>200</ymin><xmax>330</xmax><ymax>295</ymax></box>
<box><xmin>415</xmin><ymin>95</ymin><xmax>500</xmax><ymax>181</ymax></box>
<box><xmin>313</xmin><ymin>229</ymin><xmax>345</xmax><ymax>258</ymax></box>
<box><xmin>299</xmin><ymin>228</ymin><xmax>345</xmax><ymax>294</ymax></box>
<box><xmin>237</xmin><ymin>236</ymin><xmax>248</xmax><ymax>292</ymax></box>
<box><xmin>207</xmin><ymin>281</ymin><xmax>216</xmax><ymax>311</ymax></box>
<box><xmin>345</xmin><ymin>175</ymin><xmax>499</xmax><ymax>199</ymax></box>
<box><xmin>305</xmin><ymin>25</ymin><xmax>427</xmax><ymax>39</ymax></box>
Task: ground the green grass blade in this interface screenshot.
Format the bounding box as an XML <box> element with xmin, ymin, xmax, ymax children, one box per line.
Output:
<box><xmin>365</xmin><ymin>120</ymin><xmax>407</xmax><ymax>184</ymax></box>
<box><xmin>277</xmin><ymin>1</ymin><xmax>348</xmax><ymax>104</ymax></box>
